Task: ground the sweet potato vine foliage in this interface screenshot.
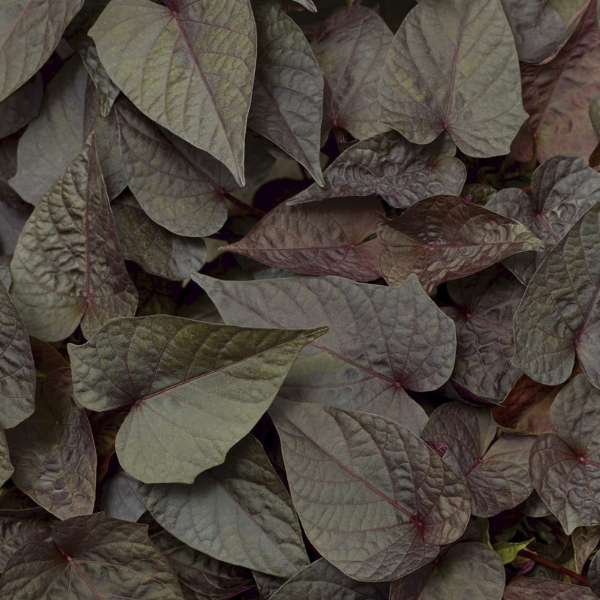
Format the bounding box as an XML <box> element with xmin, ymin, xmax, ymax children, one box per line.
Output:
<box><xmin>6</xmin><ymin>0</ymin><xmax>600</xmax><ymax>599</ymax></box>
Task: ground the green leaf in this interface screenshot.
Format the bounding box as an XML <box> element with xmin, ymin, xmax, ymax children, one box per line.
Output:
<box><xmin>0</xmin><ymin>513</ymin><xmax>184</xmax><ymax>600</ymax></box>
<box><xmin>288</xmin><ymin>131</ymin><xmax>466</xmax><ymax>209</ymax></box>
<box><xmin>5</xmin><ymin>368</ymin><xmax>96</xmax><ymax>520</ymax></box>
<box><xmin>250</xmin><ymin>1</ymin><xmax>324</xmax><ymax>185</ymax></box>
<box><xmin>90</xmin><ymin>0</ymin><xmax>257</xmax><ymax>186</ymax></box>
<box><xmin>140</xmin><ymin>434</ymin><xmax>309</xmax><ymax>578</ymax></box>
<box><xmin>379</xmin><ymin>0</ymin><xmax>527</xmax><ymax>157</ymax></box>
<box><xmin>0</xmin><ymin>0</ymin><xmax>84</xmax><ymax>102</ymax></box>
<box><xmin>10</xmin><ymin>135</ymin><xmax>138</xmax><ymax>342</ymax></box>
<box><xmin>68</xmin><ymin>315</ymin><xmax>326</xmax><ymax>484</ymax></box>
<box><xmin>194</xmin><ymin>273</ymin><xmax>456</xmax><ymax>435</ymax></box>
<box><xmin>270</xmin><ymin>399</ymin><xmax>471</xmax><ymax>581</ymax></box>
<box><xmin>492</xmin><ymin>538</ymin><xmax>533</xmax><ymax>565</ymax></box>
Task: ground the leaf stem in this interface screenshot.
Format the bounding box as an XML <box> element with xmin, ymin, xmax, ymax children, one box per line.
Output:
<box><xmin>222</xmin><ymin>191</ymin><xmax>266</xmax><ymax>219</ymax></box>
<box><xmin>517</xmin><ymin>550</ymin><xmax>590</xmax><ymax>586</ymax></box>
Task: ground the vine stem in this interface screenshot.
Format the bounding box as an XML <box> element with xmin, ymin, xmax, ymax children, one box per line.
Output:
<box><xmin>517</xmin><ymin>550</ymin><xmax>589</xmax><ymax>586</ymax></box>
<box><xmin>222</xmin><ymin>191</ymin><xmax>266</xmax><ymax>219</ymax></box>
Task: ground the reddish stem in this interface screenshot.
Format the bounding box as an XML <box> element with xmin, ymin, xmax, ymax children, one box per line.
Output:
<box><xmin>222</xmin><ymin>191</ymin><xmax>266</xmax><ymax>219</ymax></box>
<box><xmin>163</xmin><ymin>0</ymin><xmax>173</xmax><ymax>8</ymax></box>
<box><xmin>517</xmin><ymin>550</ymin><xmax>589</xmax><ymax>586</ymax></box>
<box><xmin>521</xmin><ymin>185</ymin><xmax>532</xmax><ymax>193</ymax></box>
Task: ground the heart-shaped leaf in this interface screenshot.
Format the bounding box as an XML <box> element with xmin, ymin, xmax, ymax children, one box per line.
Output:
<box><xmin>90</xmin><ymin>0</ymin><xmax>257</xmax><ymax>186</ymax></box>
<box><xmin>421</xmin><ymin>402</ymin><xmax>534</xmax><ymax>518</ymax></box>
<box><xmin>68</xmin><ymin>315</ymin><xmax>326</xmax><ymax>484</ymax></box>
<box><xmin>511</xmin><ymin>0</ymin><xmax>600</xmax><ymax>163</ymax></box>
<box><xmin>288</xmin><ymin>131</ymin><xmax>465</xmax><ymax>209</ymax></box>
<box><xmin>10</xmin><ymin>135</ymin><xmax>138</xmax><ymax>342</ymax></box>
<box><xmin>0</xmin><ymin>513</ymin><xmax>184</xmax><ymax>600</ymax></box>
<box><xmin>504</xmin><ymin>578</ymin><xmax>597</xmax><ymax>599</ymax></box>
<box><xmin>312</xmin><ymin>5</ymin><xmax>393</xmax><ymax>140</ymax></box>
<box><xmin>0</xmin><ymin>0</ymin><xmax>84</xmax><ymax>102</ymax></box>
<box><xmin>140</xmin><ymin>435</ymin><xmax>309</xmax><ymax>578</ymax></box>
<box><xmin>194</xmin><ymin>273</ymin><xmax>456</xmax><ymax>435</ymax></box>
<box><xmin>377</xmin><ymin>195</ymin><xmax>544</xmax><ymax>293</ymax></box>
<box><xmin>112</xmin><ymin>194</ymin><xmax>207</xmax><ymax>281</ymax></box>
<box><xmin>0</xmin><ymin>512</ymin><xmax>52</xmax><ymax>573</ymax></box>
<box><xmin>220</xmin><ymin>197</ymin><xmax>384</xmax><ymax>282</ymax></box>
<box><xmin>98</xmin><ymin>469</ymin><xmax>146</xmax><ymax>523</ymax></box>
<box><xmin>0</xmin><ymin>75</ymin><xmax>43</xmax><ymax>139</ymax></box>
<box><xmin>249</xmin><ymin>1</ymin><xmax>324</xmax><ymax>185</ymax></box>
<box><xmin>389</xmin><ymin>542</ymin><xmax>504</xmax><ymax>600</ymax></box>
<box><xmin>270</xmin><ymin>399</ymin><xmax>471</xmax><ymax>581</ymax></box>
<box><xmin>5</xmin><ymin>368</ymin><xmax>96</xmax><ymax>520</ymax></box>
<box><xmin>379</xmin><ymin>0</ymin><xmax>527</xmax><ymax>157</ymax></box>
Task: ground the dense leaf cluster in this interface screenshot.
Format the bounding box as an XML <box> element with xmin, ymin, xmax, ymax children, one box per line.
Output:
<box><xmin>2</xmin><ymin>0</ymin><xmax>600</xmax><ymax>598</ymax></box>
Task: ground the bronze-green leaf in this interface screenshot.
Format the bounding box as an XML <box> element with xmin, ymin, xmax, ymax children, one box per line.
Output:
<box><xmin>505</xmin><ymin>578</ymin><xmax>597</xmax><ymax>599</ymax></box>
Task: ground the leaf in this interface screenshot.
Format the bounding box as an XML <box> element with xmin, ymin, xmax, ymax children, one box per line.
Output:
<box><xmin>89</xmin><ymin>408</ymin><xmax>128</xmax><ymax>482</ymax></box>
<box><xmin>512</xmin><ymin>199</ymin><xmax>600</xmax><ymax>387</ymax></box>
<box><xmin>573</xmin><ymin>526</ymin><xmax>600</xmax><ymax>572</ymax></box>
<box><xmin>0</xmin><ymin>513</ymin><xmax>52</xmax><ymax>573</ymax></box>
<box><xmin>421</xmin><ymin>402</ymin><xmax>534</xmax><ymax>518</ymax></box>
<box><xmin>589</xmin><ymin>549</ymin><xmax>600</xmax><ymax>596</ymax></box>
<box><xmin>0</xmin><ymin>74</ymin><xmax>43</xmax><ymax>138</ymax></box>
<box><xmin>291</xmin><ymin>0</ymin><xmax>316</xmax><ymax>11</ymax></box>
<box><xmin>0</xmin><ymin>198</ymin><xmax>32</xmax><ymax>256</ymax></box>
<box><xmin>288</xmin><ymin>131</ymin><xmax>466</xmax><ymax>209</ymax></box>
<box><xmin>377</xmin><ymin>195</ymin><xmax>544</xmax><ymax>293</ymax></box>
<box><xmin>270</xmin><ymin>399</ymin><xmax>471</xmax><ymax>581</ymax></box>
<box><xmin>68</xmin><ymin>315</ymin><xmax>326</xmax><ymax>484</ymax></box>
<box><xmin>0</xmin><ymin>512</ymin><xmax>184</xmax><ymax>600</ymax></box>
<box><xmin>0</xmin><ymin>0</ymin><xmax>84</xmax><ymax>102</ymax></box>
<box><xmin>151</xmin><ymin>531</ymin><xmax>255</xmax><ymax>600</ymax></box>
<box><xmin>98</xmin><ymin>469</ymin><xmax>146</xmax><ymax>522</ymax></box>
<box><xmin>0</xmin><ymin>434</ymin><xmax>12</xmax><ymax>490</ymax></box>
<box><xmin>249</xmin><ymin>1</ymin><xmax>324</xmax><ymax>185</ymax></box>
<box><xmin>512</xmin><ymin>0</ymin><xmax>600</xmax><ymax>163</ymax></box>
<box><xmin>312</xmin><ymin>5</ymin><xmax>393</xmax><ymax>140</ymax></box>
<box><xmin>10</xmin><ymin>135</ymin><xmax>138</xmax><ymax>342</ymax></box>
<box><xmin>493</xmin><ymin>538</ymin><xmax>534</xmax><ymax>565</ymax></box>
<box><xmin>28</xmin><ymin>337</ymin><xmax>69</xmax><ymax>379</ymax></box>
<box><xmin>115</xmin><ymin>98</ymin><xmax>274</xmax><ymax>237</ymax></box>
<box><xmin>443</xmin><ymin>265</ymin><xmax>524</xmax><ymax>402</ymax></box>
<box><xmin>504</xmin><ymin>578</ymin><xmax>598</xmax><ymax>599</ymax></box>
<box><xmin>270</xmin><ymin>558</ymin><xmax>388</xmax><ymax>600</ymax></box>
<box><xmin>221</xmin><ymin>197</ymin><xmax>384</xmax><ymax>282</ymax></box>
<box><xmin>500</xmin><ymin>0</ymin><xmax>568</xmax><ymax>63</ymax></box>
<box><xmin>0</xmin><ymin>257</ymin><xmax>10</xmax><ymax>290</ymax></box>
<box><xmin>90</xmin><ymin>0</ymin><xmax>257</xmax><ymax>186</ymax></box>
<box><xmin>389</xmin><ymin>542</ymin><xmax>505</xmax><ymax>600</ymax></box>
<box><xmin>112</xmin><ymin>194</ymin><xmax>207</xmax><ymax>281</ymax></box>
<box><xmin>194</xmin><ymin>273</ymin><xmax>456</xmax><ymax>435</ymax></box>
<box><xmin>140</xmin><ymin>434</ymin><xmax>309</xmax><ymax>578</ymax></box>
<box><xmin>379</xmin><ymin>0</ymin><xmax>527</xmax><ymax>157</ymax></box>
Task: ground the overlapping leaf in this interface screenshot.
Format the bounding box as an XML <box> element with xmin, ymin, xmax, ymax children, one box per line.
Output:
<box><xmin>389</xmin><ymin>542</ymin><xmax>504</xmax><ymax>600</ymax></box>
<box><xmin>98</xmin><ymin>469</ymin><xmax>146</xmax><ymax>522</ymax></box>
<box><xmin>68</xmin><ymin>315</ymin><xmax>325</xmax><ymax>484</ymax></box>
<box><xmin>194</xmin><ymin>273</ymin><xmax>456</xmax><ymax>434</ymax></box>
<box><xmin>288</xmin><ymin>131</ymin><xmax>466</xmax><ymax>208</ymax></box>
<box><xmin>312</xmin><ymin>5</ymin><xmax>392</xmax><ymax>140</ymax></box>
<box><xmin>270</xmin><ymin>399</ymin><xmax>471</xmax><ymax>581</ymax></box>
<box><xmin>140</xmin><ymin>435</ymin><xmax>309</xmax><ymax>578</ymax></box>
<box><xmin>421</xmin><ymin>402</ymin><xmax>534</xmax><ymax>517</ymax></box>
<box><xmin>0</xmin><ymin>511</ymin><xmax>52</xmax><ymax>573</ymax></box>
<box><xmin>504</xmin><ymin>578</ymin><xmax>598</xmax><ymax>599</ymax></box>
<box><xmin>10</xmin><ymin>135</ymin><xmax>138</xmax><ymax>342</ymax></box>
<box><xmin>5</xmin><ymin>368</ymin><xmax>96</xmax><ymax>520</ymax></box>
<box><xmin>90</xmin><ymin>0</ymin><xmax>257</xmax><ymax>186</ymax></box>
<box><xmin>221</xmin><ymin>197</ymin><xmax>384</xmax><ymax>281</ymax></box>
<box><xmin>0</xmin><ymin>75</ymin><xmax>43</xmax><ymax>138</ymax></box>
<box><xmin>377</xmin><ymin>195</ymin><xmax>544</xmax><ymax>293</ymax></box>
<box><xmin>379</xmin><ymin>0</ymin><xmax>527</xmax><ymax>157</ymax></box>
<box><xmin>0</xmin><ymin>513</ymin><xmax>184</xmax><ymax>600</ymax></box>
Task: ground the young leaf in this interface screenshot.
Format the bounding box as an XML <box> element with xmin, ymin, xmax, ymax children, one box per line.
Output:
<box><xmin>421</xmin><ymin>402</ymin><xmax>535</xmax><ymax>518</ymax></box>
<box><xmin>5</xmin><ymin>368</ymin><xmax>96</xmax><ymax>521</ymax></box>
<box><xmin>0</xmin><ymin>75</ymin><xmax>43</xmax><ymax>139</ymax></box>
<box><xmin>530</xmin><ymin>374</ymin><xmax>600</xmax><ymax>533</ymax></box>
<box><xmin>140</xmin><ymin>435</ymin><xmax>309</xmax><ymax>578</ymax></box>
<box><xmin>0</xmin><ymin>280</ymin><xmax>35</xmax><ymax>429</ymax></box>
<box><xmin>68</xmin><ymin>315</ymin><xmax>326</xmax><ymax>484</ymax></box>
<box><xmin>0</xmin><ymin>512</ymin><xmax>52</xmax><ymax>573</ymax></box>
<box><xmin>288</xmin><ymin>131</ymin><xmax>466</xmax><ymax>209</ymax></box>
<box><xmin>389</xmin><ymin>542</ymin><xmax>504</xmax><ymax>600</ymax></box>
<box><xmin>377</xmin><ymin>195</ymin><xmax>544</xmax><ymax>293</ymax></box>
<box><xmin>443</xmin><ymin>265</ymin><xmax>524</xmax><ymax>402</ymax></box>
<box><xmin>112</xmin><ymin>194</ymin><xmax>207</xmax><ymax>281</ymax></box>
<box><xmin>270</xmin><ymin>558</ymin><xmax>388</xmax><ymax>600</ymax></box>
<box><xmin>90</xmin><ymin>0</ymin><xmax>257</xmax><ymax>186</ymax></box>
<box><xmin>504</xmin><ymin>578</ymin><xmax>597</xmax><ymax>599</ymax></box>
<box><xmin>493</xmin><ymin>538</ymin><xmax>534</xmax><ymax>565</ymax></box>
<box><xmin>512</xmin><ymin>0</ymin><xmax>600</xmax><ymax>163</ymax></box>
<box><xmin>0</xmin><ymin>0</ymin><xmax>84</xmax><ymax>102</ymax></box>
<box><xmin>379</xmin><ymin>0</ymin><xmax>527</xmax><ymax>157</ymax></box>
<box><xmin>10</xmin><ymin>135</ymin><xmax>138</xmax><ymax>342</ymax></box>
<box><xmin>221</xmin><ymin>197</ymin><xmax>384</xmax><ymax>282</ymax></box>
<box><xmin>250</xmin><ymin>1</ymin><xmax>324</xmax><ymax>185</ymax></box>
<box><xmin>312</xmin><ymin>5</ymin><xmax>393</xmax><ymax>140</ymax></box>
<box><xmin>0</xmin><ymin>513</ymin><xmax>184</xmax><ymax>600</ymax></box>
<box><xmin>270</xmin><ymin>399</ymin><xmax>471</xmax><ymax>581</ymax></box>
<box><xmin>98</xmin><ymin>470</ymin><xmax>146</xmax><ymax>523</ymax></box>
<box><xmin>513</xmin><ymin>200</ymin><xmax>600</xmax><ymax>387</ymax></box>
<box><xmin>194</xmin><ymin>274</ymin><xmax>456</xmax><ymax>434</ymax></box>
